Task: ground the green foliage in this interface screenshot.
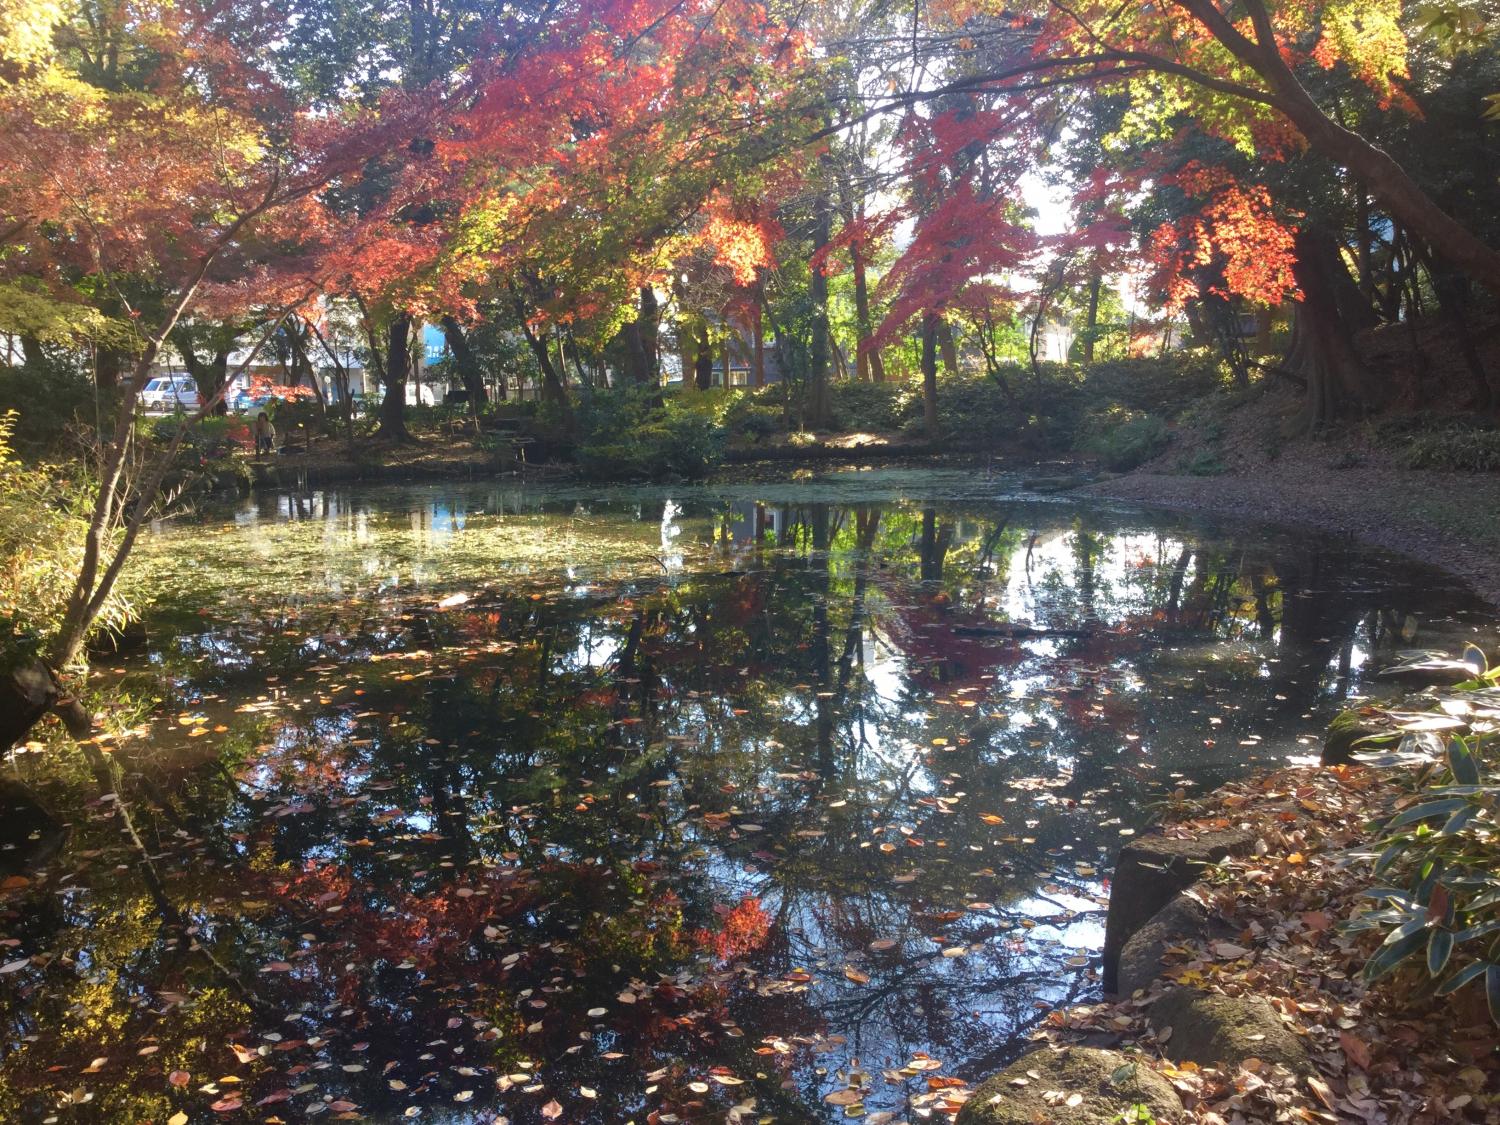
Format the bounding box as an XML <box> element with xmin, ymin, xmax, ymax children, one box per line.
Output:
<box><xmin>0</xmin><ymin>411</ymin><xmax>130</xmax><ymax>667</ymax></box>
<box><xmin>1081</xmin><ymin>354</ymin><xmax>1228</xmax><ymax>417</ymax></box>
<box><xmin>574</xmin><ymin>387</ymin><xmax>726</xmax><ymax>479</ymax></box>
<box><xmin>1347</xmin><ymin>648</ymin><xmax>1500</xmax><ymax>1024</ymax></box>
<box><xmin>826</xmin><ymin>380</ymin><xmax>910</xmax><ymax>432</ymax></box>
<box><xmin>722</xmin><ymin>393</ymin><xmax>782</xmax><ymax>443</ymax></box>
<box><xmin>1393</xmin><ymin>422</ymin><xmax>1500</xmax><ymax>472</ymax></box>
<box><xmin>1181</xmin><ymin>447</ymin><xmax>1227</xmax><ymax>476</ymax></box>
<box><xmin>1077</xmin><ymin>411</ymin><xmax>1172</xmax><ymax>471</ymax></box>
<box><xmin>0</xmin><ymin>355</ymin><xmax>99</xmax><ymax>456</ymax></box>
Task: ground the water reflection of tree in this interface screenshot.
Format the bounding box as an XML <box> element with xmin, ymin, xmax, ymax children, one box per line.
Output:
<box><xmin>7</xmin><ymin>492</ymin><xmax>1492</xmax><ymax>1122</ymax></box>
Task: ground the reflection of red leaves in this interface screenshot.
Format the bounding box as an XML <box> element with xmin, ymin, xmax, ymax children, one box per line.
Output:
<box><xmin>695</xmin><ymin>895</ymin><xmax>771</xmax><ymax>961</ymax></box>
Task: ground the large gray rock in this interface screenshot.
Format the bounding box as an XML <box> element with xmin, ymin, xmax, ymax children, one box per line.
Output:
<box><xmin>1116</xmin><ymin>892</ymin><xmax>1235</xmax><ymax>997</ymax></box>
<box><xmin>1148</xmin><ymin>987</ymin><xmax>1312</xmax><ymax>1076</ymax></box>
<box><xmin>957</xmin><ymin>1046</ymin><xmax>1182</xmax><ymax>1125</ymax></box>
<box><xmin>1102</xmin><ymin>828</ymin><xmax>1254</xmax><ymax>994</ymax></box>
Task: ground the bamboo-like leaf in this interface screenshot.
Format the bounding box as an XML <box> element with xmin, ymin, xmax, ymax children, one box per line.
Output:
<box><xmin>1447</xmin><ymin>739</ymin><xmax>1481</xmax><ymax>786</ymax></box>
<box><xmin>1427</xmin><ymin>928</ymin><xmax>1454</xmax><ymax>976</ymax></box>
<box><xmin>1437</xmin><ymin>959</ymin><xmax>1489</xmax><ymax>996</ymax></box>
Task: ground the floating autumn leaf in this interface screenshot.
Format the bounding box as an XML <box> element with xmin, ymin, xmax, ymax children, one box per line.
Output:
<box><xmin>824</xmin><ymin>1087</ymin><xmax>864</xmax><ymax>1106</ymax></box>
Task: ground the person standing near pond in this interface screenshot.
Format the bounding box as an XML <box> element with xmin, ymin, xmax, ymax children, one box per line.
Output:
<box><xmin>253</xmin><ymin>411</ymin><xmax>276</xmax><ymax>456</ymax></box>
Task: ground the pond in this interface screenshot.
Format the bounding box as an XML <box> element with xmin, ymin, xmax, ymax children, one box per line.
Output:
<box><xmin>3</xmin><ymin>468</ymin><xmax>1496</xmax><ymax>1123</ymax></box>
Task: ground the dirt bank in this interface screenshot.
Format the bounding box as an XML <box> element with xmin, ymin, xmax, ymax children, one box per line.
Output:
<box><xmin>1085</xmin><ymin>466</ymin><xmax>1500</xmax><ymax>605</ymax></box>
<box><xmin>1081</xmin><ymin>385</ymin><xmax>1500</xmax><ymax>605</ymax></box>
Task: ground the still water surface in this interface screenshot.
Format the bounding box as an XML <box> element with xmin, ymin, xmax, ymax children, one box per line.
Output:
<box><xmin>3</xmin><ymin>469</ymin><xmax>1494</xmax><ymax>1123</ymax></box>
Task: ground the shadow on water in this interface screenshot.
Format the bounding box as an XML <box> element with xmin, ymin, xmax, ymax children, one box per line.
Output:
<box><xmin>2</xmin><ymin>469</ymin><xmax>1495</xmax><ymax>1122</ymax></box>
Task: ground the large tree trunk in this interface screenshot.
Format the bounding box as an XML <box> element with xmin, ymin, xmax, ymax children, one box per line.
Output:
<box><xmin>693</xmin><ymin>323</ymin><xmax>714</xmax><ymax>390</ymax></box>
<box><xmin>439</xmin><ymin>316</ymin><xmax>489</xmax><ymax>407</ymax></box>
<box><xmin>617</xmin><ymin>287</ymin><xmax>660</xmax><ymax>386</ymax></box>
<box><xmin>1285</xmin><ymin>227</ymin><xmax>1378</xmax><ymax>429</ymax></box>
<box><xmin>920</xmin><ymin>312</ymin><xmax>939</xmax><ymax>439</ymax></box>
<box><xmin>378</xmin><ymin>313</ymin><xmax>412</xmax><ymax>441</ymax></box>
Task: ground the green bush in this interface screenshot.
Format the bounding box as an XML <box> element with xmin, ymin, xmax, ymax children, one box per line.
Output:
<box><xmin>0</xmin><ymin>356</ymin><xmax>99</xmax><ymax>456</ymax></box>
<box><xmin>1395</xmin><ymin>425</ymin><xmax>1500</xmax><ymax>472</ymax></box>
<box><xmin>1080</xmin><ymin>353</ymin><xmax>1227</xmax><ymax>418</ymax></box>
<box><xmin>574</xmin><ymin>387</ymin><xmax>726</xmax><ymax>480</ymax></box>
<box><xmin>1182</xmin><ymin>447</ymin><xmax>1227</xmax><ymax>476</ymax></box>
<box><xmin>826</xmin><ymin>380</ymin><xmax>910</xmax><ymax>432</ymax></box>
<box><xmin>1076</xmin><ymin>412</ymin><xmax>1172</xmax><ymax>471</ymax></box>
<box><xmin>723</xmin><ymin>396</ymin><xmax>781</xmax><ymax>443</ymax></box>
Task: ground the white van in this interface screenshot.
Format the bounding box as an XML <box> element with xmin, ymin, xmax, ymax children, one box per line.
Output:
<box><xmin>140</xmin><ymin>375</ymin><xmax>202</xmax><ymax>412</ymax></box>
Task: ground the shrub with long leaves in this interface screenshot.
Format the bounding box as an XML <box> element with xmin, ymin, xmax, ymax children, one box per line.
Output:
<box><xmin>1346</xmin><ymin>646</ymin><xmax>1500</xmax><ymax>1024</ymax></box>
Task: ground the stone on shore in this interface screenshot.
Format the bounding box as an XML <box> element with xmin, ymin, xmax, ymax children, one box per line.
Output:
<box><xmin>1102</xmin><ymin>828</ymin><xmax>1254</xmax><ymax>994</ymax></box>
<box><xmin>1115</xmin><ymin>892</ymin><xmax>1216</xmax><ymax>998</ymax></box>
<box><xmin>1148</xmin><ymin>987</ymin><xmax>1312</xmax><ymax>1075</ymax></box>
<box><xmin>956</xmin><ymin>1046</ymin><xmax>1183</xmax><ymax>1125</ymax></box>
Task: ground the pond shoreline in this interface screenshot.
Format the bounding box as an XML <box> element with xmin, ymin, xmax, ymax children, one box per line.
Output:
<box><xmin>241</xmin><ymin>442</ymin><xmax>1500</xmax><ymax>604</ymax></box>
<box><xmin>963</xmin><ymin>761</ymin><xmax>1500</xmax><ymax>1125</ymax></box>
<box><xmin>1083</xmin><ymin>465</ymin><xmax>1500</xmax><ymax>608</ymax></box>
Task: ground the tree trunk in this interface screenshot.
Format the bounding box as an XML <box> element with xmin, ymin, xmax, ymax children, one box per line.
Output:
<box><xmin>938</xmin><ymin>319</ymin><xmax>959</xmax><ymax>377</ymax></box>
<box><xmin>512</xmin><ymin>298</ymin><xmax>571</xmax><ymax>421</ymax></box>
<box><xmin>752</xmin><ymin>306</ymin><xmax>766</xmax><ymax>388</ymax></box>
<box><xmin>851</xmin><ymin>241</ymin><xmax>885</xmax><ymax>382</ymax></box>
<box><xmin>1285</xmin><ymin>227</ymin><xmax>1378</xmax><ymax>429</ymax></box>
<box><xmin>172</xmin><ymin>332</ymin><xmax>232</xmax><ymax>416</ymax></box>
<box><xmin>618</xmin><ymin>287</ymin><xmax>660</xmax><ymax>386</ymax></box>
<box><xmin>95</xmin><ymin>347</ymin><xmax>123</xmax><ymax>391</ymax></box>
<box><xmin>378</xmin><ymin>313</ymin><xmax>412</xmax><ymax>441</ymax></box>
<box><xmin>1428</xmin><ymin>266</ymin><xmax>1495</xmax><ymax>410</ymax></box>
<box><xmin>693</xmin><ymin>323</ymin><xmax>714</xmax><ymax>390</ymax></box>
<box><xmin>1083</xmin><ymin>271</ymin><xmax>1103</xmax><ymax>363</ymax></box>
<box><xmin>807</xmin><ymin>195</ymin><xmax>833</xmax><ymax>429</ymax></box>
<box><xmin>921</xmin><ymin>313</ymin><xmax>939</xmax><ymax>439</ymax></box>
<box><xmin>440</xmin><ymin>316</ymin><xmax>489</xmax><ymax>407</ymax></box>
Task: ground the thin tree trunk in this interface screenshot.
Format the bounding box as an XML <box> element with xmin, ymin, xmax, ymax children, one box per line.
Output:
<box><xmin>807</xmin><ymin>194</ymin><xmax>833</xmax><ymax>429</ymax></box>
<box><xmin>921</xmin><ymin>312</ymin><xmax>939</xmax><ymax>439</ymax></box>
<box><xmin>938</xmin><ymin>319</ymin><xmax>959</xmax><ymax>376</ymax></box>
<box><xmin>511</xmin><ymin>297</ymin><xmax>571</xmax><ymax>420</ymax></box>
<box><xmin>378</xmin><ymin>313</ymin><xmax>412</xmax><ymax>441</ymax></box>
<box><xmin>1082</xmin><ymin>271</ymin><xmax>1102</xmax><ymax>363</ymax></box>
<box><xmin>440</xmin><ymin>316</ymin><xmax>489</xmax><ymax>407</ymax></box>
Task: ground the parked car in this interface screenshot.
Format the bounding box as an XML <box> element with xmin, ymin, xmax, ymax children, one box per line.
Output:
<box><xmin>230</xmin><ymin>388</ymin><xmax>277</xmax><ymax>414</ymax></box>
<box><xmin>140</xmin><ymin>375</ymin><xmax>202</xmax><ymax>412</ymax></box>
